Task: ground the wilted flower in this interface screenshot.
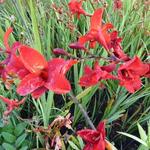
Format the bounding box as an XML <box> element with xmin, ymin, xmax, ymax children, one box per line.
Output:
<box><xmin>114</xmin><ymin>0</ymin><xmax>123</xmax><ymax>10</ymax></box>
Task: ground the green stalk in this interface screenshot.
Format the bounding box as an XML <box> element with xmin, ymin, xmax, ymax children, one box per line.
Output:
<box><xmin>69</xmin><ymin>92</ymin><xmax>96</xmax><ymax>130</ymax></box>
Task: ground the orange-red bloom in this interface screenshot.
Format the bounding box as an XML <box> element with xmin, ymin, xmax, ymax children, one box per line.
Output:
<box><xmin>17</xmin><ymin>45</ymin><xmax>77</xmax><ymax>98</ymax></box>
<box><xmin>68</xmin><ymin>0</ymin><xmax>90</xmax><ymax>18</ymax></box>
<box><xmin>77</xmin><ymin>121</ymin><xmax>108</xmax><ymax>150</ymax></box>
<box><xmin>79</xmin><ymin>61</ymin><xmax>116</xmax><ymax>87</ymax></box>
<box><xmin>0</xmin><ymin>27</ymin><xmax>28</xmax><ymax>87</ymax></box>
<box><xmin>118</xmin><ymin>56</ymin><xmax>149</xmax><ymax>93</ymax></box>
<box><xmin>109</xmin><ymin>31</ymin><xmax>129</xmax><ymax>61</ymax></box>
<box><xmin>79</xmin><ymin>8</ymin><xmax>113</xmax><ymax>50</ymax></box>
<box><xmin>0</xmin><ymin>95</ymin><xmax>25</xmax><ymax>116</ymax></box>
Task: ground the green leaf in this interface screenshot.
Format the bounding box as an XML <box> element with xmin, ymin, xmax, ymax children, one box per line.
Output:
<box><xmin>77</xmin><ymin>136</ymin><xmax>84</xmax><ymax>149</ymax></box>
<box><xmin>76</xmin><ymin>87</ymin><xmax>92</xmax><ymax>100</ymax></box>
<box><xmin>20</xmin><ymin>146</ymin><xmax>28</xmax><ymax>150</ymax></box>
<box><xmin>14</xmin><ymin>123</ymin><xmax>27</xmax><ymax>137</ymax></box>
<box><xmin>1</xmin><ymin>124</ymin><xmax>14</xmax><ymax>134</ymax></box>
<box><xmin>137</xmin><ymin>123</ymin><xmax>147</xmax><ymax>142</ymax></box>
<box><xmin>2</xmin><ymin>143</ymin><xmax>16</xmax><ymax>150</ymax></box>
<box><xmin>138</xmin><ymin>144</ymin><xmax>149</xmax><ymax>150</ymax></box>
<box><xmin>0</xmin><ymin>146</ymin><xmax>4</xmax><ymax>150</ymax></box>
<box><xmin>15</xmin><ymin>133</ymin><xmax>27</xmax><ymax>147</ymax></box>
<box><xmin>1</xmin><ymin>132</ymin><xmax>16</xmax><ymax>144</ymax></box>
<box><xmin>118</xmin><ymin>132</ymin><xmax>148</xmax><ymax>147</ymax></box>
<box><xmin>29</xmin><ymin>0</ymin><xmax>42</xmax><ymax>53</ymax></box>
<box><xmin>68</xmin><ymin>140</ymin><xmax>80</xmax><ymax>150</ymax></box>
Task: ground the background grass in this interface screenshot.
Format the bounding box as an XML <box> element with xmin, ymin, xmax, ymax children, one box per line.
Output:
<box><xmin>0</xmin><ymin>0</ymin><xmax>149</xmax><ymax>149</ymax></box>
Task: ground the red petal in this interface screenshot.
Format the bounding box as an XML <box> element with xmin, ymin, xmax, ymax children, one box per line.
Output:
<box><xmin>11</xmin><ymin>42</ymin><xmax>21</xmax><ymax>53</ymax></box>
<box><xmin>127</xmin><ymin>57</ymin><xmax>149</xmax><ymax>75</ymax></box>
<box><xmin>83</xmin><ymin>144</ymin><xmax>93</xmax><ymax>150</ymax></box>
<box><xmin>119</xmin><ymin>56</ymin><xmax>149</xmax><ymax>76</ymax></box>
<box><xmin>79</xmin><ymin>34</ymin><xmax>92</xmax><ymax>45</ymax></box>
<box><xmin>101</xmin><ymin>23</ymin><xmax>113</xmax><ymax>46</ymax></box>
<box><xmin>19</xmin><ymin>45</ymin><xmax>48</xmax><ymax>74</ymax></box>
<box><xmin>77</xmin><ymin>129</ymin><xmax>100</xmax><ymax>143</ymax></box>
<box><xmin>97</xmin><ymin>29</ymin><xmax>109</xmax><ymax>50</ymax></box>
<box><xmin>90</xmin><ymin>8</ymin><xmax>104</xmax><ymax>30</ymax></box>
<box><xmin>90</xmin><ymin>41</ymin><xmax>97</xmax><ymax>48</ymax></box>
<box><xmin>48</xmin><ymin>58</ymin><xmax>77</xmax><ymax>75</ymax></box>
<box><xmin>97</xmin><ymin>121</ymin><xmax>106</xmax><ymax>139</ymax></box>
<box><xmin>4</xmin><ymin>107</ymin><xmax>14</xmax><ymax>116</ymax></box>
<box><xmin>45</xmin><ymin>73</ymin><xmax>71</xmax><ymax>94</ymax></box>
<box><xmin>17</xmin><ymin>97</ymin><xmax>26</xmax><ymax>105</ymax></box>
<box><xmin>4</xmin><ymin>27</ymin><xmax>13</xmax><ymax>51</ymax></box>
<box><xmin>0</xmin><ymin>95</ymin><xmax>12</xmax><ymax>105</ymax></box>
<box><xmin>79</xmin><ymin>71</ymin><xmax>101</xmax><ymax>87</ymax></box>
<box><xmin>84</xmin><ymin>66</ymin><xmax>93</xmax><ymax>74</ymax></box>
<box><xmin>6</xmin><ymin>54</ymin><xmax>28</xmax><ymax>77</ymax></box>
<box><xmin>31</xmin><ymin>87</ymin><xmax>47</xmax><ymax>99</ymax></box>
<box><xmin>119</xmin><ymin>76</ymin><xmax>142</xmax><ymax>93</ymax></box>
<box><xmin>17</xmin><ymin>73</ymin><xmax>45</xmax><ymax>96</ymax></box>
<box><xmin>93</xmin><ymin>137</ymin><xmax>105</xmax><ymax>150</ymax></box>
<box><xmin>101</xmin><ymin>63</ymin><xmax>116</xmax><ymax>72</ymax></box>
<box><xmin>102</xmin><ymin>23</ymin><xmax>113</xmax><ymax>32</ymax></box>
<box><xmin>45</xmin><ymin>58</ymin><xmax>76</xmax><ymax>94</ymax></box>
<box><xmin>79</xmin><ymin>65</ymin><xmax>102</xmax><ymax>87</ymax></box>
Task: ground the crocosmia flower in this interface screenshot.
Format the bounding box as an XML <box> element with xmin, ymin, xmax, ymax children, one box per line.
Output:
<box><xmin>118</xmin><ymin>56</ymin><xmax>149</xmax><ymax>93</ymax></box>
<box><xmin>109</xmin><ymin>31</ymin><xmax>129</xmax><ymax>61</ymax></box>
<box><xmin>0</xmin><ymin>27</ymin><xmax>28</xmax><ymax>88</ymax></box>
<box><xmin>77</xmin><ymin>121</ymin><xmax>112</xmax><ymax>150</ymax></box>
<box><xmin>17</xmin><ymin>45</ymin><xmax>77</xmax><ymax>98</ymax></box>
<box><xmin>0</xmin><ymin>95</ymin><xmax>25</xmax><ymax>116</ymax></box>
<box><xmin>68</xmin><ymin>0</ymin><xmax>91</xmax><ymax>18</ymax></box>
<box><xmin>79</xmin><ymin>61</ymin><xmax>116</xmax><ymax>87</ymax></box>
<box><xmin>79</xmin><ymin>8</ymin><xmax>113</xmax><ymax>50</ymax></box>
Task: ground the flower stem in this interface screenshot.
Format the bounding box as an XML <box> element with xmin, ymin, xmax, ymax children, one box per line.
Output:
<box><xmin>69</xmin><ymin>92</ymin><xmax>96</xmax><ymax>130</ymax></box>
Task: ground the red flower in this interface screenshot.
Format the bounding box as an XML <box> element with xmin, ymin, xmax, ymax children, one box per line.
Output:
<box><xmin>68</xmin><ymin>0</ymin><xmax>91</xmax><ymax>18</ymax></box>
<box><xmin>77</xmin><ymin>121</ymin><xmax>111</xmax><ymax>150</ymax></box>
<box><xmin>0</xmin><ymin>95</ymin><xmax>25</xmax><ymax>116</ymax></box>
<box><xmin>79</xmin><ymin>61</ymin><xmax>116</xmax><ymax>87</ymax></box>
<box><xmin>0</xmin><ymin>27</ymin><xmax>28</xmax><ymax>87</ymax></box>
<box><xmin>109</xmin><ymin>31</ymin><xmax>129</xmax><ymax>61</ymax></box>
<box><xmin>118</xmin><ymin>56</ymin><xmax>149</xmax><ymax>93</ymax></box>
<box><xmin>17</xmin><ymin>45</ymin><xmax>77</xmax><ymax>98</ymax></box>
<box><xmin>79</xmin><ymin>8</ymin><xmax>113</xmax><ymax>50</ymax></box>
